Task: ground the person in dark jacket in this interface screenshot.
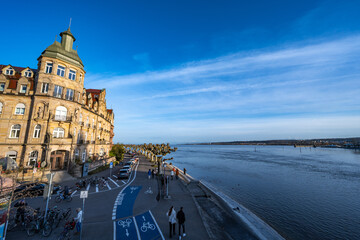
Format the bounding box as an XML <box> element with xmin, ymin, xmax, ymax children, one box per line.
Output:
<box><xmin>176</xmin><ymin>207</ymin><xmax>186</xmax><ymax>237</ymax></box>
<box><xmin>14</xmin><ymin>200</ymin><xmax>27</xmax><ymax>224</ymax></box>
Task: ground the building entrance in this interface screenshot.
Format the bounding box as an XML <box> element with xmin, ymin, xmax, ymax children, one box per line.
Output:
<box><xmin>50</xmin><ymin>150</ymin><xmax>69</xmax><ymax>170</ymax></box>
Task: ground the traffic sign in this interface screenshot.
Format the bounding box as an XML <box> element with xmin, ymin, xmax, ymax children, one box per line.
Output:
<box><xmin>110</xmin><ymin>162</ymin><xmax>113</xmax><ymax>169</ymax></box>
<box><xmin>80</xmin><ymin>191</ymin><xmax>88</xmax><ymax>199</ymax></box>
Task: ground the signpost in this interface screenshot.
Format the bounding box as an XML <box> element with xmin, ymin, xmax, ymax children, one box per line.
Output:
<box><xmin>44</xmin><ymin>172</ymin><xmax>55</xmax><ymax>224</ymax></box>
<box><xmin>80</xmin><ymin>191</ymin><xmax>88</xmax><ymax>240</ymax></box>
<box><xmin>109</xmin><ymin>162</ymin><xmax>113</xmax><ymax>178</ymax></box>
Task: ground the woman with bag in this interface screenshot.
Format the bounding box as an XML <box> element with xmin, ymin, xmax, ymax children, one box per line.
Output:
<box><xmin>166</xmin><ymin>206</ymin><xmax>177</xmax><ymax>238</ymax></box>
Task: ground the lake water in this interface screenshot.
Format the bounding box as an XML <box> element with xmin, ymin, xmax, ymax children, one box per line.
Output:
<box><xmin>168</xmin><ymin>145</ymin><xmax>360</xmax><ymax>240</ymax></box>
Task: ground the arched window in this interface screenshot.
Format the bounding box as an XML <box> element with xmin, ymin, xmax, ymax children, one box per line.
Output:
<box><xmin>92</xmin><ymin>119</ymin><xmax>95</xmax><ymax>128</ymax></box>
<box><xmin>53</xmin><ymin>127</ymin><xmax>65</xmax><ymax>138</ymax></box>
<box><xmin>73</xmin><ymin>127</ymin><xmax>77</xmax><ymax>138</ymax></box>
<box><xmin>10</xmin><ymin>124</ymin><xmax>21</xmax><ymax>138</ymax></box>
<box><xmin>33</xmin><ymin>124</ymin><xmax>41</xmax><ymax>138</ymax></box>
<box><xmin>55</xmin><ymin>106</ymin><xmax>67</xmax><ymax>121</ymax></box>
<box><xmin>86</xmin><ymin>116</ymin><xmax>89</xmax><ymax>125</ymax></box>
<box><xmin>15</xmin><ymin>103</ymin><xmax>25</xmax><ymax>115</ymax></box>
<box><xmin>0</xmin><ymin>102</ymin><xmax>3</xmax><ymax>114</ymax></box>
<box><xmin>99</xmin><ymin>148</ymin><xmax>105</xmax><ymax>157</ymax></box>
<box><xmin>79</xmin><ymin>113</ymin><xmax>83</xmax><ymax>123</ymax></box>
<box><xmin>28</xmin><ymin>151</ymin><xmax>38</xmax><ymax>166</ymax></box>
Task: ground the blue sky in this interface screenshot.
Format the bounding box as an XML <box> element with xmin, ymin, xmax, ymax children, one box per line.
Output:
<box><xmin>1</xmin><ymin>0</ymin><xmax>360</xmax><ymax>143</ymax></box>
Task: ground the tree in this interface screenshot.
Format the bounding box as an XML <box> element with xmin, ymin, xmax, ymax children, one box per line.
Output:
<box><xmin>109</xmin><ymin>144</ymin><xmax>126</xmax><ymax>162</ymax></box>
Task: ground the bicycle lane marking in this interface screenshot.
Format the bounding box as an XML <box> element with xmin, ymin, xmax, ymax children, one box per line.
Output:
<box><xmin>115</xmin><ymin>217</ymin><xmax>140</xmax><ymax>240</ymax></box>
<box><xmin>135</xmin><ymin>211</ymin><xmax>164</xmax><ymax>240</ymax></box>
<box><xmin>116</xmin><ymin>186</ymin><xmax>142</xmax><ymax>219</ymax></box>
<box><xmin>112</xmin><ymin>160</ymin><xmax>140</xmax><ymax>220</ymax></box>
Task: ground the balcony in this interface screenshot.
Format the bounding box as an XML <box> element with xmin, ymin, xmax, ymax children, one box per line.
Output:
<box><xmin>50</xmin><ymin>136</ymin><xmax>73</xmax><ymax>145</ymax></box>
<box><xmin>53</xmin><ymin>115</ymin><xmax>72</xmax><ymax>122</ymax></box>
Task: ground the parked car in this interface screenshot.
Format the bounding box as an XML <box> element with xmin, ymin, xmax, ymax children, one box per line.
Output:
<box><xmin>118</xmin><ymin>169</ymin><xmax>130</xmax><ymax>179</ymax></box>
<box><xmin>124</xmin><ymin>161</ymin><xmax>133</xmax><ymax>167</ymax></box>
<box><xmin>121</xmin><ymin>166</ymin><xmax>131</xmax><ymax>173</ymax></box>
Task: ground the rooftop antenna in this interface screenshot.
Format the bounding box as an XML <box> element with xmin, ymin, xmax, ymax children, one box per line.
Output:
<box><xmin>69</xmin><ymin>17</ymin><xmax>72</xmax><ymax>29</ymax></box>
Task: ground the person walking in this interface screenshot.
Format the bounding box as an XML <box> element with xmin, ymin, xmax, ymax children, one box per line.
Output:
<box><xmin>170</xmin><ymin>169</ymin><xmax>174</xmax><ymax>180</ymax></box>
<box><xmin>166</xmin><ymin>206</ymin><xmax>177</xmax><ymax>238</ymax></box>
<box><xmin>148</xmin><ymin>169</ymin><xmax>151</xmax><ymax>179</ymax></box>
<box><xmin>177</xmin><ymin>207</ymin><xmax>186</xmax><ymax>238</ymax></box>
<box><xmin>183</xmin><ymin>168</ymin><xmax>187</xmax><ymax>175</ymax></box>
<box><xmin>74</xmin><ymin>208</ymin><xmax>83</xmax><ymax>235</ymax></box>
<box><xmin>151</xmin><ymin>169</ymin><xmax>155</xmax><ymax>178</ymax></box>
<box><xmin>176</xmin><ymin>169</ymin><xmax>179</xmax><ymax>180</ymax></box>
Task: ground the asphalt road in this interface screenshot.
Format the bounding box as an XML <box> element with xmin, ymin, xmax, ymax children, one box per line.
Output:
<box><xmin>6</xmin><ymin>153</ymin><xmax>209</xmax><ymax>240</ymax></box>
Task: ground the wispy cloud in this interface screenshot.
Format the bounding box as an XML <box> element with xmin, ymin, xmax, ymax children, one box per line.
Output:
<box><xmin>87</xmin><ymin>35</ymin><xmax>360</xmax><ymax>87</ymax></box>
<box><xmin>87</xmin><ymin>35</ymin><xmax>360</xmax><ymax>143</ymax></box>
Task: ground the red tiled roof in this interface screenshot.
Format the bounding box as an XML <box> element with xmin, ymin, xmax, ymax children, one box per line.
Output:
<box><xmin>0</xmin><ymin>64</ymin><xmax>37</xmax><ymax>74</ymax></box>
<box><xmin>107</xmin><ymin>109</ymin><xmax>113</xmax><ymax>114</ymax></box>
<box><xmin>8</xmin><ymin>79</ymin><xmax>18</xmax><ymax>89</ymax></box>
<box><xmin>86</xmin><ymin>89</ymin><xmax>102</xmax><ymax>94</ymax></box>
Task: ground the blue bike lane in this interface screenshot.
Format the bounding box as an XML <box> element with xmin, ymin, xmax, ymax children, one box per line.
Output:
<box><xmin>113</xmin><ymin>185</ymin><xmax>164</xmax><ymax>240</ymax></box>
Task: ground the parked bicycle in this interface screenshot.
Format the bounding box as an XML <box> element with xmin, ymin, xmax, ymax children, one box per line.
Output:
<box><xmin>57</xmin><ymin>218</ymin><xmax>76</xmax><ymax>240</ymax></box>
<box><xmin>26</xmin><ymin>210</ymin><xmax>52</xmax><ymax>237</ymax></box>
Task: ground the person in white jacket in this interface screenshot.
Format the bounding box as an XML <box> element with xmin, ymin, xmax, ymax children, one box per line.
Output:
<box><xmin>166</xmin><ymin>206</ymin><xmax>177</xmax><ymax>238</ymax></box>
<box><xmin>74</xmin><ymin>208</ymin><xmax>83</xmax><ymax>235</ymax></box>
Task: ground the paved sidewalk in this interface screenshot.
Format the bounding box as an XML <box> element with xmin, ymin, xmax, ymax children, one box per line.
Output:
<box><xmin>129</xmin><ymin>156</ymin><xmax>209</xmax><ymax>240</ymax></box>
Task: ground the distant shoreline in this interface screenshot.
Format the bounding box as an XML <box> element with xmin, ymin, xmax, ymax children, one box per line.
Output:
<box><xmin>183</xmin><ymin>137</ymin><xmax>360</xmax><ymax>149</ymax></box>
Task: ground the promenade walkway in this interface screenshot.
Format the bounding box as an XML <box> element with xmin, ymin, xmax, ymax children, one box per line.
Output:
<box><xmin>6</xmin><ymin>153</ymin><xmax>264</xmax><ymax>240</ymax></box>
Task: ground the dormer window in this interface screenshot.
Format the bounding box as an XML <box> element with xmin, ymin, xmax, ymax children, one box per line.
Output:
<box><xmin>57</xmin><ymin>65</ymin><xmax>65</xmax><ymax>77</ymax></box>
<box><xmin>24</xmin><ymin>70</ymin><xmax>32</xmax><ymax>77</ymax></box>
<box><xmin>69</xmin><ymin>69</ymin><xmax>76</xmax><ymax>80</ymax></box>
<box><xmin>5</xmin><ymin>67</ymin><xmax>14</xmax><ymax>75</ymax></box>
<box><xmin>45</xmin><ymin>62</ymin><xmax>53</xmax><ymax>74</ymax></box>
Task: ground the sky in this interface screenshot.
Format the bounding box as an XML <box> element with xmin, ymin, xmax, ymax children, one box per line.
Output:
<box><xmin>1</xmin><ymin>0</ymin><xmax>360</xmax><ymax>143</ymax></box>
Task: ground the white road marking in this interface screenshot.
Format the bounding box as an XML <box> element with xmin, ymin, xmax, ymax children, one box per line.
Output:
<box><xmin>113</xmin><ymin>175</ymin><xmax>117</xmax><ymax>178</ymax></box>
<box><xmin>133</xmin><ymin>216</ymin><xmax>141</xmax><ymax>239</ymax></box>
<box><xmin>86</xmin><ymin>184</ymin><xmax>90</xmax><ymax>191</ymax></box>
<box><xmin>121</xmin><ymin>180</ymin><xmax>126</xmax><ymax>184</ymax></box>
<box><xmin>113</xmin><ymin>221</ymin><xmax>116</xmax><ymax>240</ymax></box>
<box><xmin>106</xmin><ymin>181</ymin><xmax>111</xmax><ymax>190</ymax></box>
<box><xmin>149</xmin><ymin>210</ymin><xmax>165</xmax><ymax>240</ymax></box>
<box><xmin>71</xmin><ymin>190</ymin><xmax>77</xmax><ymax>197</ymax></box>
<box><xmin>96</xmin><ymin>185</ymin><xmax>99</xmax><ymax>192</ymax></box>
<box><xmin>108</xmin><ymin>177</ymin><xmax>120</xmax><ymax>187</ymax></box>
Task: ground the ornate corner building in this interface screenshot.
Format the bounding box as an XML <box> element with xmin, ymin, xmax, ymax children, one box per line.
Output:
<box><xmin>0</xmin><ymin>28</ymin><xmax>114</xmax><ymax>173</ymax></box>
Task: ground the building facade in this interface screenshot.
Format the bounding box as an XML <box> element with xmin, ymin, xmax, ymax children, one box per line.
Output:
<box><xmin>0</xmin><ymin>28</ymin><xmax>114</xmax><ymax>173</ymax></box>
